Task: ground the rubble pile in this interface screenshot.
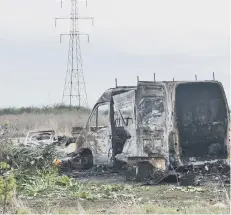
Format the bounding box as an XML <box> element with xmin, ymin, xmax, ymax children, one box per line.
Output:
<box><xmin>157</xmin><ymin>160</ymin><xmax>230</xmax><ymax>186</ymax></box>
<box><xmin>134</xmin><ymin>160</ymin><xmax>231</xmax><ymax>186</ymax></box>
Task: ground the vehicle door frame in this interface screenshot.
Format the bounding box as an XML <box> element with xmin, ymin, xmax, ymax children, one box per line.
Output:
<box><xmin>85</xmin><ymin>101</ymin><xmax>113</xmax><ymax>165</ymax></box>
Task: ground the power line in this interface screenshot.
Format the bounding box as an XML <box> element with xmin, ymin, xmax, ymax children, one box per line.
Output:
<box><xmin>55</xmin><ymin>0</ymin><xmax>93</xmax><ymax>107</ymax></box>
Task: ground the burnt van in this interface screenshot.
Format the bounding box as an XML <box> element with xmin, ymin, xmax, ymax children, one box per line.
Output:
<box><xmin>59</xmin><ymin>81</ymin><xmax>230</xmax><ymax>175</ymax></box>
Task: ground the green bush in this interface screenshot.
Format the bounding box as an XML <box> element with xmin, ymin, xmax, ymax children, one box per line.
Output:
<box><xmin>4</xmin><ymin>143</ymin><xmax>64</xmax><ymax>175</ymax></box>
<box><xmin>15</xmin><ymin>208</ymin><xmax>31</xmax><ymax>214</ymax></box>
<box><xmin>18</xmin><ymin>168</ymin><xmax>59</xmax><ymax>197</ymax></box>
<box><xmin>0</xmin><ymin>162</ymin><xmax>16</xmax><ymax>213</ymax></box>
<box><xmin>0</xmin><ymin>174</ymin><xmax>16</xmax><ymax>202</ymax></box>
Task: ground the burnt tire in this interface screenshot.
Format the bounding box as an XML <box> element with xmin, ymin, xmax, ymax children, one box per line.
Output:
<box><xmin>80</xmin><ymin>152</ymin><xmax>93</xmax><ymax>170</ymax></box>
<box><xmin>135</xmin><ymin>162</ymin><xmax>154</xmax><ymax>182</ymax></box>
<box><xmin>125</xmin><ymin>166</ymin><xmax>136</xmax><ymax>181</ymax></box>
<box><xmin>126</xmin><ymin>162</ymin><xmax>154</xmax><ymax>182</ymax></box>
<box><xmin>179</xmin><ymin>173</ymin><xmax>196</xmax><ymax>186</ymax></box>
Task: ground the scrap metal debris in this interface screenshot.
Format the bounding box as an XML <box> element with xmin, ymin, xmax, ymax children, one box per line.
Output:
<box><xmin>24</xmin><ymin>130</ymin><xmax>55</xmax><ymax>146</ymax></box>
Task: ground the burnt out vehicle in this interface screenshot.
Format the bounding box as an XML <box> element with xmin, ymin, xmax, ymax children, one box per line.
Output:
<box><xmin>58</xmin><ymin>81</ymin><xmax>230</xmax><ymax>178</ymax></box>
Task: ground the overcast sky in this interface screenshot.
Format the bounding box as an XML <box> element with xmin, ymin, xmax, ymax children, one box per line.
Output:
<box><xmin>0</xmin><ymin>0</ymin><xmax>229</xmax><ymax>108</ymax></box>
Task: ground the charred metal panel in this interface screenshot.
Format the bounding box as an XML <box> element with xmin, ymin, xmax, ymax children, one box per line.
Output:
<box><xmin>75</xmin><ymin>102</ymin><xmax>112</xmax><ymax>165</ymax></box>
<box><xmin>136</xmin><ymin>83</ymin><xmax>168</xmax><ymax>160</ymax></box>
<box><xmin>96</xmin><ymin>87</ymin><xmax>136</xmax><ymax>104</ymax></box>
<box><xmin>76</xmin><ymin>128</ymin><xmax>112</xmax><ymax>165</ymax></box>
<box><xmin>114</xmin><ymin>82</ymin><xmax>177</xmax><ymax>167</ymax></box>
<box><xmin>113</xmin><ymin>90</ymin><xmax>138</xmax><ymax>162</ymax></box>
<box><xmin>113</xmin><ymin>90</ymin><xmax>135</xmax><ymax>122</ymax></box>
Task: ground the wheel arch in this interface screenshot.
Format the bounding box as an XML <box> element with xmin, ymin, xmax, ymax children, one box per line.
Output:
<box><xmin>79</xmin><ymin>148</ymin><xmax>93</xmax><ymax>156</ymax></box>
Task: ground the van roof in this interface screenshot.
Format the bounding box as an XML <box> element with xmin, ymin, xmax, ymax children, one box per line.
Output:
<box><xmin>96</xmin><ymin>80</ymin><xmax>223</xmax><ymax>105</ymax></box>
<box><xmin>96</xmin><ymin>86</ymin><xmax>136</xmax><ymax>104</ymax></box>
<box><xmin>138</xmin><ymin>80</ymin><xmax>221</xmax><ymax>85</ymax></box>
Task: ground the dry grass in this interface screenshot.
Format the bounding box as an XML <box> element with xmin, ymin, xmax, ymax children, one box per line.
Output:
<box><xmin>0</xmin><ymin>110</ymin><xmax>90</xmax><ymax>137</ymax></box>
<box><xmin>0</xmin><ymin>105</ymin><xmax>111</xmax><ymax>137</ymax></box>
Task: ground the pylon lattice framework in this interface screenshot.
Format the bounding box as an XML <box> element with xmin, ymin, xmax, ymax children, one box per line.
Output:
<box><xmin>56</xmin><ymin>0</ymin><xmax>92</xmax><ymax>107</ymax></box>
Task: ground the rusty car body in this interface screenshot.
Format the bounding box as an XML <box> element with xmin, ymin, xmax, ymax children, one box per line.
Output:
<box><xmin>60</xmin><ymin>81</ymin><xmax>231</xmax><ymax>174</ymax></box>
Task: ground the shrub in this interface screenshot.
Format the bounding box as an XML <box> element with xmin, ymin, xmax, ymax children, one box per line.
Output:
<box><xmin>0</xmin><ymin>162</ymin><xmax>16</xmax><ymax>213</ymax></box>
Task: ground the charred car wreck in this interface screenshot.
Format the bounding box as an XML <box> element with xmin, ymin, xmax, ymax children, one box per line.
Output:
<box><xmin>58</xmin><ymin>81</ymin><xmax>230</xmax><ymax>181</ymax></box>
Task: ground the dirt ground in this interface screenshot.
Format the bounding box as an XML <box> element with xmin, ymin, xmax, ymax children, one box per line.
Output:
<box><xmin>20</xmin><ymin>168</ymin><xmax>230</xmax><ymax>214</ymax></box>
